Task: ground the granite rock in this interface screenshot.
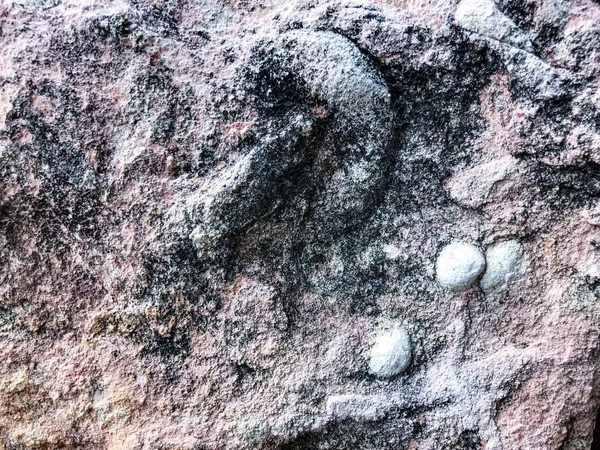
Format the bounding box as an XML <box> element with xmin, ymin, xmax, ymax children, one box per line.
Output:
<box><xmin>1</xmin><ymin>0</ymin><xmax>600</xmax><ymax>448</ymax></box>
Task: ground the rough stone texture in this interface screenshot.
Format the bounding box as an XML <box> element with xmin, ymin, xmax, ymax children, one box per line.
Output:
<box><xmin>455</xmin><ymin>0</ymin><xmax>534</xmax><ymax>52</ymax></box>
<box><xmin>325</xmin><ymin>394</ymin><xmax>389</xmax><ymax>422</ymax></box>
<box><xmin>1</xmin><ymin>0</ymin><xmax>600</xmax><ymax>449</ymax></box>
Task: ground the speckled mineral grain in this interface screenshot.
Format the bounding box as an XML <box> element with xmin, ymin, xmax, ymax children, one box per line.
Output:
<box><xmin>2</xmin><ymin>0</ymin><xmax>600</xmax><ymax>448</ymax></box>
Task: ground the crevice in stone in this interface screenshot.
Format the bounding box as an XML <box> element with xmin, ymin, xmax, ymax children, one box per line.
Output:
<box><xmin>592</xmin><ymin>407</ymin><xmax>600</xmax><ymax>450</ymax></box>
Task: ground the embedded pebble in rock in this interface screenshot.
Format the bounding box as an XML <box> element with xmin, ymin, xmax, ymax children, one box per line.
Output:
<box><xmin>368</xmin><ymin>326</ymin><xmax>412</xmax><ymax>378</ymax></box>
<box><xmin>436</xmin><ymin>242</ymin><xmax>486</xmax><ymax>290</ymax></box>
<box><xmin>481</xmin><ymin>240</ymin><xmax>525</xmax><ymax>292</ymax></box>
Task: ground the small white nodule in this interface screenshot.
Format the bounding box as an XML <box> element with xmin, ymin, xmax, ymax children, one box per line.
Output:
<box><xmin>368</xmin><ymin>326</ymin><xmax>411</xmax><ymax>378</ymax></box>
<box><xmin>436</xmin><ymin>242</ymin><xmax>486</xmax><ymax>291</ymax></box>
<box><xmin>481</xmin><ymin>240</ymin><xmax>524</xmax><ymax>292</ymax></box>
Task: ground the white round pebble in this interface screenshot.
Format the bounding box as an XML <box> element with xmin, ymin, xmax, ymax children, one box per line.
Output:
<box><xmin>480</xmin><ymin>240</ymin><xmax>524</xmax><ymax>292</ymax></box>
<box><xmin>436</xmin><ymin>242</ymin><xmax>486</xmax><ymax>290</ymax></box>
<box><xmin>368</xmin><ymin>326</ymin><xmax>411</xmax><ymax>378</ymax></box>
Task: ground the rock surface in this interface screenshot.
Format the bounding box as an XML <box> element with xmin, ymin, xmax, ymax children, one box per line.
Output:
<box><xmin>325</xmin><ymin>394</ymin><xmax>389</xmax><ymax>422</ymax></box>
<box><xmin>1</xmin><ymin>0</ymin><xmax>600</xmax><ymax>449</ymax></box>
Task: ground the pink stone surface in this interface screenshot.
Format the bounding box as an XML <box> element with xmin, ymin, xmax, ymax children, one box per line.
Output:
<box><xmin>1</xmin><ymin>0</ymin><xmax>600</xmax><ymax>448</ymax></box>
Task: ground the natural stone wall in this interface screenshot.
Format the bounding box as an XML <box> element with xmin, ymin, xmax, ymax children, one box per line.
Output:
<box><xmin>1</xmin><ymin>0</ymin><xmax>600</xmax><ymax>448</ymax></box>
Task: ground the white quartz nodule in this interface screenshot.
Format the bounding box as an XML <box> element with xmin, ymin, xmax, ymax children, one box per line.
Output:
<box><xmin>481</xmin><ymin>240</ymin><xmax>524</xmax><ymax>292</ymax></box>
<box><xmin>326</xmin><ymin>394</ymin><xmax>387</xmax><ymax>422</ymax></box>
<box><xmin>436</xmin><ymin>242</ymin><xmax>486</xmax><ymax>290</ymax></box>
<box><xmin>368</xmin><ymin>326</ymin><xmax>411</xmax><ymax>378</ymax></box>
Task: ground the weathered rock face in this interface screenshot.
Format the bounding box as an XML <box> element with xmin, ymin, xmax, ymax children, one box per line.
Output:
<box><xmin>1</xmin><ymin>0</ymin><xmax>600</xmax><ymax>448</ymax></box>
